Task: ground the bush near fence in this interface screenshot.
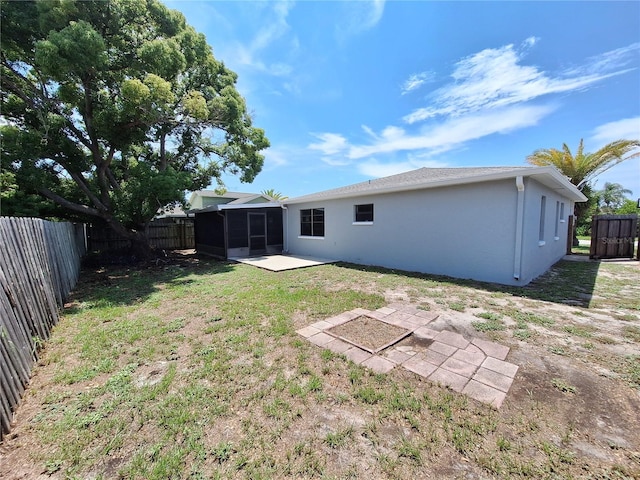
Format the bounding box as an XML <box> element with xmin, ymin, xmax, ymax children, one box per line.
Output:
<box><xmin>0</xmin><ymin>217</ymin><xmax>85</xmax><ymax>440</ymax></box>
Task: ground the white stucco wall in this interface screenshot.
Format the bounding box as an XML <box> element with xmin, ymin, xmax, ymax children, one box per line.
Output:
<box><xmin>285</xmin><ymin>177</ymin><xmax>574</xmax><ymax>286</ymax></box>
<box><xmin>519</xmin><ymin>178</ymin><xmax>574</xmax><ymax>284</ymax></box>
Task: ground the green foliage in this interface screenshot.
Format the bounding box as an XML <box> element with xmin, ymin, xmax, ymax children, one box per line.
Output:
<box><xmin>615</xmin><ymin>199</ymin><xmax>639</xmax><ymax>215</ymax></box>
<box><xmin>597</xmin><ymin>182</ymin><xmax>633</xmax><ymax>214</ymax></box>
<box><xmin>0</xmin><ymin>0</ymin><xmax>269</xmax><ymax>249</ymax></box>
<box><xmin>527</xmin><ymin>139</ymin><xmax>640</xmax><ymax>238</ymax></box>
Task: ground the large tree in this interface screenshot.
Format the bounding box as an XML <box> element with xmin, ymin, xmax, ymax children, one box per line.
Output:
<box><xmin>1</xmin><ymin>0</ymin><xmax>269</xmax><ymax>255</ymax></box>
<box><xmin>527</xmin><ymin>139</ymin><xmax>639</xmax><ymax>242</ymax></box>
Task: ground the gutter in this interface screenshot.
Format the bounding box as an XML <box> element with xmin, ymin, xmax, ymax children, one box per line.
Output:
<box><xmin>281</xmin><ymin>205</ymin><xmax>288</xmax><ymax>253</ymax></box>
<box><xmin>513</xmin><ymin>176</ymin><xmax>525</xmax><ymax>280</ymax></box>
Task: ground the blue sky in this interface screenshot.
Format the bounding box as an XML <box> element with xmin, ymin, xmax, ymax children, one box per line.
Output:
<box><xmin>167</xmin><ymin>0</ymin><xmax>640</xmax><ymax>199</ymax></box>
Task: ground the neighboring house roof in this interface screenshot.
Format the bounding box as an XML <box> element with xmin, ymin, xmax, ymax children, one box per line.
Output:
<box><xmin>188</xmin><ymin>190</ymin><xmax>275</xmax><ymax>209</ymax></box>
<box><xmin>155</xmin><ymin>205</ymin><xmax>188</xmax><ymax>218</ymax></box>
<box><xmin>189</xmin><ymin>190</ymin><xmax>270</xmax><ymax>203</ymax></box>
<box><xmin>189</xmin><ymin>202</ymin><xmax>282</xmax><ymax>214</ymax></box>
<box><xmin>284</xmin><ymin>166</ymin><xmax>587</xmax><ymax>204</ymax></box>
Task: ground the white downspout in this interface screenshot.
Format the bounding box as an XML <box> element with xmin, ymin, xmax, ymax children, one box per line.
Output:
<box><xmin>513</xmin><ymin>176</ymin><xmax>525</xmax><ymax>280</ymax></box>
<box><xmin>281</xmin><ymin>205</ymin><xmax>288</xmax><ymax>254</ymax></box>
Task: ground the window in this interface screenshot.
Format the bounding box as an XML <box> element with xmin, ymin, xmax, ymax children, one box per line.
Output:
<box><xmin>354</xmin><ymin>203</ymin><xmax>374</xmax><ymax>223</ymax></box>
<box><xmin>538</xmin><ymin>196</ymin><xmax>546</xmax><ymax>245</ymax></box>
<box><xmin>560</xmin><ymin>202</ymin><xmax>565</xmax><ymax>222</ymax></box>
<box><xmin>554</xmin><ymin>201</ymin><xmax>560</xmax><ymax>239</ymax></box>
<box><xmin>300</xmin><ymin>208</ymin><xmax>324</xmax><ymax>237</ymax></box>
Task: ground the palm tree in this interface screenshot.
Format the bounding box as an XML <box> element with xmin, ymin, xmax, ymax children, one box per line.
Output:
<box><xmin>598</xmin><ymin>182</ymin><xmax>632</xmax><ymax>214</ymax></box>
<box><xmin>261</xmin><ymin>189</ymin><xmax>288</xmax><ymax>200</ymax></box>
<box><xmin>527</xmin><ymin>139</ymin><xmax>640</xmax><ymax>243</ymax></box>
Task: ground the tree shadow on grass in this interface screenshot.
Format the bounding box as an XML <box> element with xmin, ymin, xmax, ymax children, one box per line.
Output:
<box><xmin>333</xmin><ymin>258</ymin><xmax>602</xmax><ymax>309</ymax></box>
<box><xmin>65</xmin><ymin>251</ymin><xmax>236</xmax><ymax>310</ymax></box>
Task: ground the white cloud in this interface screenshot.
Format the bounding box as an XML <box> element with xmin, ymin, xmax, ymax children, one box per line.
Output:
<box><xmin>401</xmin><ymin>71</ymin><xmax>435</xmax><ymax>95</ymax></box>
<box><xmin>227</xmin><ymin>1</ymin><xmax>297</xmax><ymax>77</ymax></box>
<box><xmin>349</xmin><ymin>104</ymin><xmax>555</xmax><ymax>159</ymax></box>
<box><xmin>263</xmin><ymin>147</ymin><xmax>289</xmax><ymax>168</ymax></box>
<box><xmin>358</xmin><ymin>157</ymin><xmax>449</xmax><ymax>178</ymax></box>
<box><xmin>591</xmin><ymin>117</ymin><xmax>640</xmax><ymax>144</ymax></box>
<box><xmin>308</xmin><ymin>39</ymin><xmax>638</xmax><ymax>178</ymax></box>
<box><xmin>403</xmin><ymin>41</ymin><xmax>636</xmax><ymax>124</ymax></box>
<box><xmin>336</xmin><ymin>0</ymin><xmax>386</xmax><ymax>40</ymax></box>
<box><xmin>308</xmin><ymin>133</ymin><xmax>349</xmax><ymax>155</ymax></box>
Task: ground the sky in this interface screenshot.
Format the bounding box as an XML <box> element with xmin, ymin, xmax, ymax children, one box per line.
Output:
<box><xmin>166</xmin><ymin>0</ymin><xmax>640</xmax><ymax>200</ymax></box>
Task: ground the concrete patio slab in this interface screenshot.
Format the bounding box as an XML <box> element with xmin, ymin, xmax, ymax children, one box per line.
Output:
<box><xmin>422</xmin><ymin>349</ymin><xmax>448</xmax><ymax>367</ymax></box>
<box><xmin>376</xmin><ymin>306</ymin><xmax>397</xmax><ymax>316</ymax></box>
<box><xmin>472</xmin><ymin>338</ymin><xmax>510</xmax><ymax>361</ymax></box>
<box><xmin>297</xmin><ymin>303</ymin><xmax>519</xmax><ymax>409</ymax></box>
<box><xmin>325</xmin><ymin>338</ymin><xmax>352</xmax><ymax>354</ymax></box>
<box><xmin>362</xmin><ymin>355</ymin><xmax>396</xmax><ymax>373</ymax></box>
<box><xmin>473</xmin><ymin>367</ymin><xmax>515</xmax><ymax>393</ymax></box>
<box><xmin>384</xmin><ymin>348</ymin><xmax>415</xmax><ymax>364</ymax></box>
<box><xmin>403</xmin><ymin>354</ymin><xmax>439</xmax><ymax>378</ymax></box>
<box><xmin>343</xmin><ymin>346</ymin><xmax>372</xmax><ymax>364</ymax></box>
<box><xmin>413</xmin><ymin>326</ymin><xmax>439</xmax><ymax>340</ymax></box>
<box><xmin>451</xmin><ymin>347</ymin><xmax>486</xmax><ymax>366</ymax></box>
<box><xmin>435</xmin><ymin>330</ymin><xmax>470</xmax><ymax>349</ymax></box>
<box><xmin>428</xmin><ymin>341</ymin><xmax>458</xmax><ymax>357</ymax></box>
<box><xmin>440</xmin><ymin>357</ymin><xmax>479</xmax><ymax>377</ymax></box>
<box><xmin>229</xmin><ymin>254</ymin><xmax>335</xmax><ymax>272</ymax></box>
<box><xmin>481</xmin><ymin>357</ymin><xmax>519</xmax><ymax>378</ymax></box>
<box><xmin>309</xmin><ymin>320</ymin><xmax>333</xmax><ymax>330</ymax></box>
<box><xmin>429</xmin><ymin>367</ymin><xmax>469</xmax><ymax>393</ymax></box>
<box><xmin>307</xmin><ymin>332</ymin><xmax>334</xmax><ymax>347</ymax></box>
<box><xmin>296</xmin><ymin>325</ymin><xmax>321</xmax><ymax>338</ymax></box>
<box><xmin>462</xmin><ymin>380</ymin><xmax>507</xmax><ymax>409</ymax></box>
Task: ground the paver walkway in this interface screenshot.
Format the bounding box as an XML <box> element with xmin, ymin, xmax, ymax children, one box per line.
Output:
<box><xmin>296</xmin><ymin>303</ymin><xmax>518</xmax><ymax>408</ymax></box>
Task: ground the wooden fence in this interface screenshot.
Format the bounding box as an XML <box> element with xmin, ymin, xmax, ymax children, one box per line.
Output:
<box><xmin>589</xmin><ymin>214</ymin><xmax>638</xmax><ymax>259</ymax></box>
<box><xmin>0</xmin><ymin>217</ymin><xmax>85</xmax><ymax>440</ymax></box>
<box><xmin>87</xmin><ymin>217</ymin><xmax>194</xmax><ymax>252</ymax></box>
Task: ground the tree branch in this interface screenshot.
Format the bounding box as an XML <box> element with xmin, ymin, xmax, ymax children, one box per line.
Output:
<box><xmin>38</xmin><ymin>188</ymin><xmax>101</xmax><ymax>217</ymax></box>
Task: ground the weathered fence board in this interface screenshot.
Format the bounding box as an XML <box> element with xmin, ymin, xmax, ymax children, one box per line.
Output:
<box><xmin>0</xmin><ymin>217</ymin><xmax>84</xmax><ymax>440</ymax></box>
<box><xmin>590</xmin><ymin>214</ymin><xmax>638</xmax><ymax>259</ymax></box>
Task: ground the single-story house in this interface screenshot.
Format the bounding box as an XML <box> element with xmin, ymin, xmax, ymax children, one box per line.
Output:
<box><xmin>192</xmin><ymin>166</ymin><xmax>587</xmax><ymax>286</ymax></box>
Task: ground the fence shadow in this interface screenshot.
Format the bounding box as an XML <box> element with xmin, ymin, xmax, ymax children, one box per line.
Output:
<box><xmin>66</xmin><ymin>252</ymin><xmax>236</xmax><ymax>309</ymax></box>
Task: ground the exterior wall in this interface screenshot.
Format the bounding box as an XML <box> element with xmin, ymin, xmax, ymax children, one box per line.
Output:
<box><xmin>518</xmin><ymin>178</ymin><xmax>573</xmax><ymax>284</ymax></box>
<box><xmin>286</xmin><ymin>178</ymin><xmax>574</xmax><ymax>286</ymax></box>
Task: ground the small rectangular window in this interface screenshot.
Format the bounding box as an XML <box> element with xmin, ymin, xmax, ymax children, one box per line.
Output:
<box><xmin>300</xmin><ymin>208</ymin><xmax>324</xmax><ymax>237</ymax></box>
<box><xmin>354</xmin><ymin>204</ymin><xmax>374</xmax><ymax>222</ymax></box>
<box><xmin>539</xmin><ymin>196</ymin><xmax>546</xmax><ymax>245</ymax></box>
<box><xmin>560</xmin><ymin>202</ymin><xmax>565</xmax><ymax>221</ymax></box>
<box><xmin>554</xmin><ymin>201</ymin><xmax>560</xmax><ymax>239</ymax></box>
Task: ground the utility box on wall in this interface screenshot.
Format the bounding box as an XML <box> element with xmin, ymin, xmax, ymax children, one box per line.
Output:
<box><xmin>590</xmin><ymin>214</ymin><xmax>638</xmax><ymax>259</ymax></box>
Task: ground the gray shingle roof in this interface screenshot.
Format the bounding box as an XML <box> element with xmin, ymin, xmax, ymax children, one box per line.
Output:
<box><xmin>285</xmin><ymin>166</ymin><xmax>535</xmax><ymax>204</ymax></box>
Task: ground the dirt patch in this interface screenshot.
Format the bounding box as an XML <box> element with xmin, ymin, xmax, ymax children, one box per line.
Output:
<box><xmin>327</xmin><ymin>315</ymin><xmax>410</xmax><ymax>352</ymax></box>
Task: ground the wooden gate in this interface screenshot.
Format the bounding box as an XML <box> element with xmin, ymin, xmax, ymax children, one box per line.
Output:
<box><xmin>589</xmin><ymin>214</ymin><xmax>638</xmax><ymax>259</ymax></box>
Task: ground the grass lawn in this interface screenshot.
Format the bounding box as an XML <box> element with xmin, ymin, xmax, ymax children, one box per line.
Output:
<box><xmin>1</xmin><ymin>253</ymin><xmax>639</xmax><ymax>479</ymax></box>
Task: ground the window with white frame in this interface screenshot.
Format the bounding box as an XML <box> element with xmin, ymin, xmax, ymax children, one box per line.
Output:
<box><xmin>554</xmin><ymin>201</ymin><xmax>560</xmax><ymax>239</ymax></box>
<box><xmin>300</xmin><ymin>208</ymin><xmax>325</xmax><ymax>237</ymax></box>
<box><xmin>538</xmin><ymin>196</ymin><xmax>546</xmax><ymax>245</ymax></box>
<box><xmin>354</xmin><ymin>203</ymin><xmax>374</xmax><ymax>223</ymax></box>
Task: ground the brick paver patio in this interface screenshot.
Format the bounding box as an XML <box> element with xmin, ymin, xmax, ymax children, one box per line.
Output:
<box><xmin>296</xmin><ymin>303</ymin><xmax>519</xmax><ymax>408</ymax></box>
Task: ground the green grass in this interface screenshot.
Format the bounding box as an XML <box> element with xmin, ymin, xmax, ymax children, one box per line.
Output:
<box><xmin>9</xmin><ymin>257</ymin><xmax>640</xmax><ymax>479</ymax></box>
